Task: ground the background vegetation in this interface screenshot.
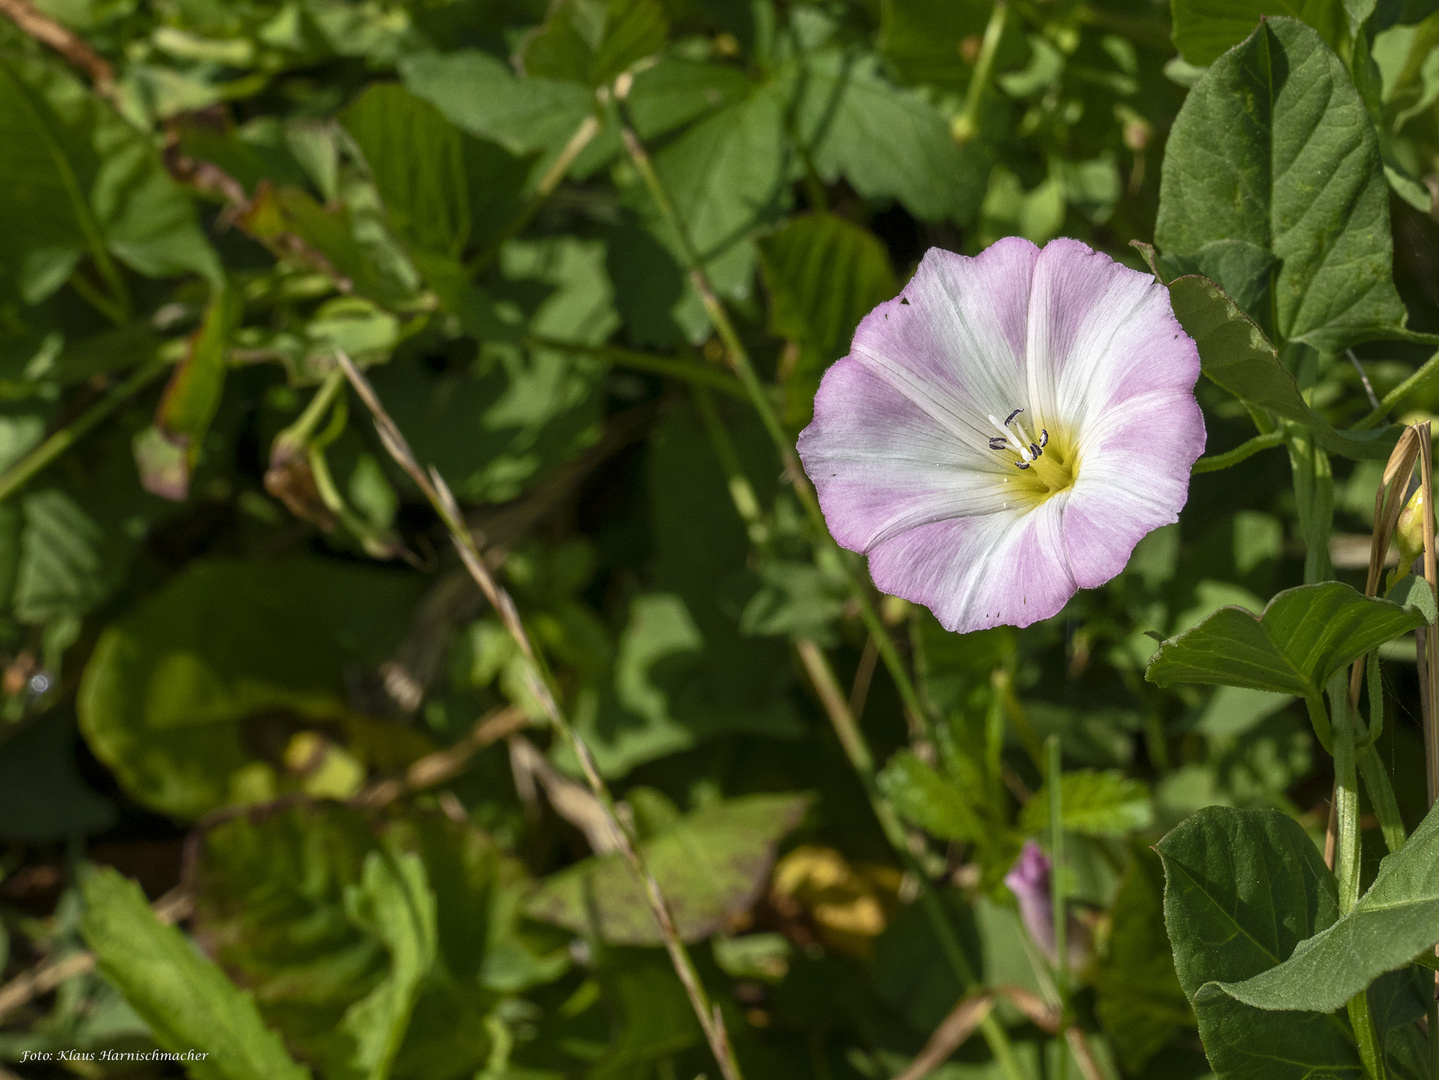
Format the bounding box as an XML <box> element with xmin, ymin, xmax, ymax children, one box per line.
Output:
<box><xmin>0</xmin><ymin>0</ymin><xmax>1437</xmax><ymax>1076</ymax></box>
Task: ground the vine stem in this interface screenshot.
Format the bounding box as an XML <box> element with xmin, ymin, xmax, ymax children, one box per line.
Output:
<box><xmin>1191</xmin><ymin>429</ymin><xmax>1285</xmax><ymax>474</ymax></box>
<box><xmin>952</xmin><ymin>1</ymin><xmax>1008</xmax><ymax>143</ymax></box>
<box><xmin>1353</xmin><ymin>349</ymin><xmax>1439</xmax><ymax>430</ymax></box>
<box><xmin>615</xmin><ymin>109</ymin><xmax>1028</xmax><ymax>1076</ymax></box>
<box><xmin>615</xmin><ymin>120</ymin><xmax>932</xmax><ymax>735</ymax></box>
<box><xmin>0</xmin><ymin>360</ymin><xmax>170</xmax><ymax>504</ymax></box>
<box><xmin>1330</xmin><ymin>674</ymin><xmax>1386</xmax><ymax>1080</ymax></box>
<box><xmin>1047</xmin><ymin>736</ymin><xmax>1069</xmax><ymax>1080</ymax></box>
<box><xmin>333</xmin><ymin>351</ymin><xmax>746</xmax><ymax>1080</ymax></box>
<box><xmin>794</xmin><ymin>641</ymin><xmax>1028</xmax><ymax>1080</ymax></box>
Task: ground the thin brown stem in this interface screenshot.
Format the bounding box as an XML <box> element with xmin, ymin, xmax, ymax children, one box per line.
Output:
<box><xmin>0</xmin><ymin>0</ymin><xmax>113</xmax><ymax>94</ymax></box>
<box><xmin>334</xmin><ymin>351</ymin><xmax>744</xmax><ymax>1080</ymax></box>
<box><xmin>849</xmin><ymin>636</ymin><xmax>880</xmax><ymax>722</ymax></box>
<box><xmin>794</xmin><ymin>639</ymin><xmax>1026</xmax><ymax>1080</ymax></box>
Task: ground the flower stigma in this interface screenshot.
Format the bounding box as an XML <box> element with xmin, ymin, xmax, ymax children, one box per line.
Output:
<box><xmin>987</xmin><ymin>408</ymin><xmax>1075</xmax><ymax>498</ymax></box>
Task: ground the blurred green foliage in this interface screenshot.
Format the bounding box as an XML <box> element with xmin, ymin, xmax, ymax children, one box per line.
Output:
<box><xmin>0</xmin><ymin>0</ymin><xmax>1436</xmax><ymax>1077</ymax></box>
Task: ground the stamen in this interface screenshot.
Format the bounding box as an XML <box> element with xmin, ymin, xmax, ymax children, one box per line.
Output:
<box><xmin>989</xmin><ymin>437</ymin><xmax>1010</xmax><ymax>451</ymax></box>
<box><xmin>1039</xmin><ymin>429</ymin><xmax>1048</xmax><ymax>448</ymax></box>
<box><xmin>1015</xmin><ymin>461</ymin><xmax>1030</xmax><ymax>470</ymax></box>
<box><xmin>1030</xmin><ymin>443</ymin><xmax>1042</xmax><ymax>459</ymax></box>
<box><xmin>1005</xmin><ymin>408</ymin><xmax>1024</xmax><ymax>425</ymax></box>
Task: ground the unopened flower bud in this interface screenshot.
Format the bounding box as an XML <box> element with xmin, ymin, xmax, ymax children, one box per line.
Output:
<box><xmin>1003</xmin><ymin>840</ymin><xmax>1088</xmax><ymax>969</ymax></box>
<box><xmin>1396</xmin><ymin>484</ymin><xmax>1429</xmax><ymax>570</ymax></box>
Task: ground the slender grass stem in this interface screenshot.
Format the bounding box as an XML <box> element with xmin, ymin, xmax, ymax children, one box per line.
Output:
<box><xmin>618</xmin><ymin>111</ymin><xmax>1027</xmax><ymax>1076</ymax></box>
<box><xmin>1191</xmin><ymin>430</ymin><xmax>1285</xmax><ymax>474</ymax></box>
<box><xmin>616</xmin><ymin>120</ymin><xmax>932</xmax><ymax>733</ymax></box>
<box><xmin>794</xmin><ymin>640</ymin><xmax>1028</xmax><ymax>1080</ymax></box>
<box><xmin>0</xmin><ymin>361</ymin><xmax>169</xmax><ymax>504</ymax></box>
<box><xmin>334</xmin><ymin>351</ymin><xmax>746</xmax><ymax>1080</ymax></box>
<box><xmin>1048</xmin><ymin>736</ymin><xmax>1069</xmax><ymax>1080</ymax></box>
<box><xmin>525</xmin><ymin>335</ymin><xmax>748</xmax><ymax>400</ymax></box>
<box><xmin>1353</xmin><ymin>349</ymin><xmax>1439</xmax><ymax>430</ymax></box>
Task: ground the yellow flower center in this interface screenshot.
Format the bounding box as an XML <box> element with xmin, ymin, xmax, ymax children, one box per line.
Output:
<box><xmin>986</xmin><ymin>409</ymin><xmax>1078</xmax><ymax>504</ymax></box>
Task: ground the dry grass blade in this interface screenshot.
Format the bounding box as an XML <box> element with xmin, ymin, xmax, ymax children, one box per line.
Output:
<box><xmin>333</xmin><ymin>351</ymin><xmax>745</xmax><ymax>1080</ymax></box>
<box><xmin>1349</xmin><ymin>425</ymin><xmax>1421</xmax><ymax>705</ymax></box>
<box><xmin>1418</xmin><ymin>422</ymin><xmax>1439</xmax><ymax>807</ymax></box>
<box><xmin>0</xmin><ymin>0</ymin><xmax>113</xmax><ymax>94</ymax></box>
<box><xmin>891</xmin><ymin>994</ymin><xmax>995</xmax><ymax>1080</ymax></box>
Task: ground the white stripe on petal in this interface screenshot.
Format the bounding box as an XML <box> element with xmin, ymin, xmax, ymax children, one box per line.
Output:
<box><xmin>849</xmin><ymin>240</ymin><xmax>1039</xmax><ymax>443</ymax></box>
<box><xmin>866</xmin><ymin>497</ymin><xmax>1076</xmax><ymax>634</ymax></box>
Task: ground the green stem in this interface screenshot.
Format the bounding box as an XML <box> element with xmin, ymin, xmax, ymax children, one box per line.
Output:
<box><xmin>953</xmin><ymin>1</ymin><xmax>1009</xmax><ymax>143</ymax></box>
<box><xmin>275</xmin><ymin>368</ymin><xmax>346</xmax><ymax>454</ymax></box>
<box><xmin>1353</xmin><ymin>348</ymin><xmax>1439</xmax><ymax>430</ymax></box>
<box><xmin>1358</xmin><ymin>744</ymin><xmax>1407</xmax><ymax>855</ymax></box>
<box><xmin>1288</xmin><ymin>430</ymin><xmax>1334</xmax><ymax>584</ymax></box>
<box><xmin>1348</xmin><ymin>990</ymin><xmax>1387</xmax><ymax>1080</ymax></box>
<box><xmin>1329</xmin><ymin>674</ymin><xmax>1386</xmax><ymax>1078</ymax></box>
<box><xmin>1191</xmin><ymin>430</ymin><xmax>1286</xmax><ymax>474</ymax></box>
<box><xmin>470</xmin><ymin>114</ymin><xmax>601</xmax><ymax>276</ymax></box>
<box><xmin>793</xmin><ymin>641</ymin><xmax>1028</xmax><ymax>1080</ymax></box>
<box><xmin>1047</xmin><ymin>735</ymin><xmax>1069</xmax><ymax>1080</ymax></box>
<box><xmin>616</xmin><ymin>123</ymin><xmax>1026</xmax><ymax>1071</ymax></box>
<box><xmin>0</xmin><ymin>360</ymin><xmax>169</xmax><ymax>504</ymax></box>
<box><xmin>617</xmin><ymin>120</ymin><xmax>934</xmax><ymax>733</ymax></box>
<box><xmin>67</xmin><ymin>267</ymin><xmax>128</xmax><ymax>326</ymax></box>
<box><xmin>1330</xmin><ymin>675</ymin><xmax>1361</xmax><ymax>912</ymax></box>
<box><xmin>525</xmin><ymin>336</ymin><xmax>748</xmax><ymax>400</ymax></box>
<box><xmin>1428</xmin><ymin>994</ymin><xmax>1439</xmax><ymax>1080</ymax></box>
<box><xmin>692</xmin><ymin>385</ymin><xmax>769</xmax><ymax>548</ymax></box>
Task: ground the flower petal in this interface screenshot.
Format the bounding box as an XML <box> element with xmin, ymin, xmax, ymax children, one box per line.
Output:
<box><xmin>866</xmin><ymin>497</ymin><xmax>1077</xmax><ymax>633</ymax></box>
<box><xmin>1024</xmin><ymin>238</ymin><xmax>1201</xmax><ymax>429</ymax></box>
<box><xmin>848</xmin><ymin>238</ymin><xmax>1040</xmax><ymax>442</ymax></box>
<box><xmin>799</xmin><ymin>355</ymin><xmax>1012</xmax><ymax>553</ymax></box>
<box><xmin>1064</xmin><ymin>386</ymin><xmax>1206</xmax><ymax>588</ymax></box>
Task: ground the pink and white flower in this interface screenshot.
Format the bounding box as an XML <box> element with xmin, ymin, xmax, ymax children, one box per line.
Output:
<box><xmin>798</xmin><ymin>237</ymin><xmax>1205</xmax><ymax>634</ymax></box>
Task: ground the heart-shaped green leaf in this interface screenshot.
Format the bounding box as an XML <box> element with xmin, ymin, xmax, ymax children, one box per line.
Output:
<box><xmin>1211</xmin><ymin>797</ymin><xmax>1439</xmax><ymax>1014</ymax></box>
<box><xmin>1146</xmin><ymin>581</ymin><xmax>1425</xmax><ymax>699</ymax></box>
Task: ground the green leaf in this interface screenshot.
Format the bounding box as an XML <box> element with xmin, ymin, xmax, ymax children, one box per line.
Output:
<box><xmin>758</xmin><ymin>212</ymin><xmax>895</xmax><ymax>424</ymax></box>
<box><xmin>13</xmin><ymin>488</ymin><xmax>109</xmax><ymax>625</ymax></box>
<box><xmin>1211</xmin><ymin>797</ymin><xmax>1439</xmax><ymax>1013</ymax></box>
<box><xmin>524</xmin><ymin>793</ymin><xmax>809</xmax><ymax>944</ymax></box>
<box><xmin>372</xmin><ymin>237</ymin><xmax>612</xmax><ymax>504</ymax></box>
<box><xmin>76</xmin><ymin>558</ymin><xmax>425</xmax><ymax>819</ymax></box>
<box><xmin>638</xmin><ymin>80</ymin><xmax>788</xmax><ymax>302</ymax></box>
<box><xmin>1156</xmin><ymin>18</ymin><xmax>1408</xmax><ymax>350</ymax></box>
<box><xmin>1161</xmin><ymin>271</ymin><xmax>1401</xmax><ymax>460</ymax></box>
<box><xmin>1157</xmin><ymin>806</ymin><xmax>1360</xmax><ymax>1079</ymax></box>
<box><xmin>336</xmin><ymin>850</ymin><xmax>436</xmax><ymax>1080</ymax></box>
<box><xmin>878</xmin><ymin>750</ymin><xmax>986</xmax><ymax>843</ymax></box>
<box><xmin>1388</xmin><ymin>571</ymin><xmax>1438</xmax><ymax>622</ymax></box>
<box><xmin>1019</xmin><ymin>770</ymin><xmax>1154</xmax><ymax>837</ymax></box>
<box><xmin>1171</xmin><ymin>0</ymin><xmax>1347</xmax><ymax>66</ymax></box>
<box><xmin>1146</xmin><ymin>581</ymin><xmax>1426</xmax><ymax>699</ymax></box>
<box><xmin>565</xmin><ymin>404</ymin><xmax>804</xmax><ymax>776</ymax></box>
<box><xmin>80</xmin><ymin>867</ymin><xmax>312</xmax><ymax>1080</ymax></box>
<box><xmin>880</xmin><ymin>0</ymin><xmax>1020</xmax><ymax>90</ymax></box>
<box><xmin>239</xmin><ymin>185</ymin><xmax>418</xmax><ymax>310</ymax></box>
<box><xmin>399</xmin><ymin>50</ymin><xmax>595</xmax><ymax>167</ymax></box>
<box><xmin>0</xmin><ymin>53</ymin><xmax>220</xmax><ymax>301</ymax></box>
<box><xmin>792</xmin><ymin>50</ymin><xmax>985</xmax><ymax>223</ymax></box>
<box><xmin>143</xmin><ymin>285</ymin><xmax>240</xmax><ymax>500</ymax></box>
<box><xmin>340</xmin><ymin>84</ymin><xmax>528</xmax><ymax>259</ymax></box>
<box><xmin>1094</xmin><ymin>846</ymin><xmax>1194</xmax><ymax>1075</ymax></box>
<box><xmin>625</xmin><ymin>58</ymin><xmax>756</xmax><ymax>140</ymax></box>
<box><xmin>192</xmin><ymin>804</ymin><xmax>556</xmax><ymax>1078</ymax></box>
<box><xmin>520</xmin><ymin>0</ymin><xmax>668</xmax><ymax>87</ymax></box>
